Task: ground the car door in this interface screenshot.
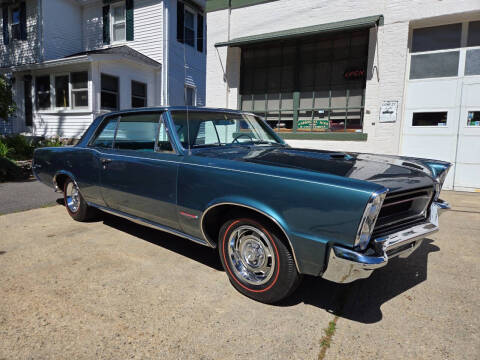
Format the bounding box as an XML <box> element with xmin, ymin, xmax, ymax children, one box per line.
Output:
<box><xmin>97</xmin><ymin>111</ymin><xmax>181</xmax><ymax>230</ymax></box>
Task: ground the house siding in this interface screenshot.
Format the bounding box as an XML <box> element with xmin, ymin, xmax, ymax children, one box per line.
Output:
<box><xmin>83</xmin><ymin>0</ymin><xmax>164</xmax><ymax>64</ymax></box>
<box><xmin>43</xmin><ymin>0</ymin><xmax>83</xmax><ymax>61</ymax></box>
<box><xmin>0</xmin><ymin>0</ymin><xmax>41</xmax><ymax>68</ymax></box>
<box><xmin>167</xmin><ymin>0</ymin><xmax>206</xmax><ymax>106</ymax></box>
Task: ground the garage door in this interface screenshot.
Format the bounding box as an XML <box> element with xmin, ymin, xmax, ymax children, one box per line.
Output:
<box><xmin>401</xmin><ymin>21</ymin><xmax>480</xmax><ymax>191</ymax></box>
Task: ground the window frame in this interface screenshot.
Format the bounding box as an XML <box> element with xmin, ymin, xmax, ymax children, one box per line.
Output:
<box><xmin>10</xmin><ymin>7</ymin><xmax>21</xmax><ymax>41</ymax></box>
<box><xmin>110</xmin><ymin>1</ymin><xmax>126</xmax><ymax>44</ymax></box>
<box><xmin>131</xmin><ymin>80</ymin><xmax>147</xmax><ymax>108</ymax></box>
<box><xmin>101</xmin><ymin>73</ymin><xmax>120</xmax><ymax>111</ymax></box>
<box><xmin>53</xmin><ymin>73</ymin><xmax>71</xmax><ymax>110</ymax></box>
<box><xmin>70</xmin><ymin>71</ymin><xmax>89</xmax><ymax>110</ymax></box>
<box><xmin>184</xmin><ymin>84</ymin><xmax>196</xmax><ymax>106</ymax></box>
<box><xmin>35</xmin><ymin>75</ymin><xmax>52</xmax><ymax>110</ymax></box>
<box><xmin>410</xmin><ymin>110</ymin><xmax>449</xmax><ymax>128</ymax></box>
<box><xmin>183</xmin><ymin>6</ymin><xmax>195</xmax><ymax>47</ymax></box>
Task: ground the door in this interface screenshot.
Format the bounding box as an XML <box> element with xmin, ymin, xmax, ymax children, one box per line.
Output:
<box><xmin>454</xmin><ymin>80</ymin><xmax>480</xmax><ymax>191</ymax></box>
<box><xmin>97</xmin><ymin>112</ymin><xmax>181</xmax><ymax>230</ymax></box>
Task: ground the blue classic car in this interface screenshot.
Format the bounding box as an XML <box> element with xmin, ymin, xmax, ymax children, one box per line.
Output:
<box><xmin>33</xmin><ymin>107</ymin><xmax>451</xmax><ymax>303</ymax></box>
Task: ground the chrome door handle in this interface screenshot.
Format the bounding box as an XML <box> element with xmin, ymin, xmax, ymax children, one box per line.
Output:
<box><xmin>100</xmin><ymin>158</ymin><xmax>112</xmax><ymax>164</ymax></box>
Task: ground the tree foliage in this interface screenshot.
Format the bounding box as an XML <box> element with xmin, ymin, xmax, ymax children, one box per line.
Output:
<box><xmin>0</xmin><ymin>75</ymin><xmax>16</xmax><ymax>121</ymax></box>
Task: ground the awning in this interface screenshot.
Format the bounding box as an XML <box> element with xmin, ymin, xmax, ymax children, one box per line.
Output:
<box><xmin>215</xmin><ymin>15</ymin><xmax>383</xmax><ymax>47</ymax></box>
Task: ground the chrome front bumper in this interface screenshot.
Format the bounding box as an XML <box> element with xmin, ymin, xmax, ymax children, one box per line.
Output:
<box><xmin>321</xmin><ymin>200</ymin><xmax>449</xmax><ymax>284</ymax></box>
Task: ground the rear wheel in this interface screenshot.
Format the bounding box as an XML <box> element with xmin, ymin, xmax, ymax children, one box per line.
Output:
<box><xmin>219</xmin><ymin>217</ymin><xmax>301</xmax><ymax>303</ymax></box>
<box><xmin>63</xmin><ymin>178</ymin><xmax>98</xmax><ymax>221</ymax></box>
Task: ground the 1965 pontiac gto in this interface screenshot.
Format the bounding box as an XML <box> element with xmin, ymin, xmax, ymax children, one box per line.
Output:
<box><xmin>33</xmin><ymin>107</ymin><xmax>451</xmax><ymax>303</ymax></box>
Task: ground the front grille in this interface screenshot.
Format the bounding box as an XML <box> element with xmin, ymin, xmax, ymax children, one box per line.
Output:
<box><xmin>372</xmin><ymin>186</ymin><xmax>434</xmax><ymax>239</ymax></box>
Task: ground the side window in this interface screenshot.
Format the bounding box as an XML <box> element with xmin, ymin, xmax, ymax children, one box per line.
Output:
<box><xmin>91</xmin><ymin>116</ymin><xmax>119</xmax><ymax>148</ymax></box>
<box><xmin>114</xmin><ymin>113</ymin><xmax>160</xmax><ymax>151</ymax></box>
<box><xmin>157</xmin><ymin>119</ymin><xmax>174</xmax><ymax>153</ymax></box>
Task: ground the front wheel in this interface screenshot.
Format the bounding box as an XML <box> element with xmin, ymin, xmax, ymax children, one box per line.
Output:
<box><xmin>219</xmin><ymin>217</ymin><xmax>301</xmax><ymax>303</ymax></box>
<box><xmin>63</xmin><ymin>178</ymin><xmax>98</xmax><ymax>222</ymax></box>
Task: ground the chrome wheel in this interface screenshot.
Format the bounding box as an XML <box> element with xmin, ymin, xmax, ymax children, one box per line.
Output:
<box><xmin>65</xmin><ymin>181</ymin><xmax>80</xmax><ymax>213</ymax></box>
<box><xmin>227</xmin><ymin>225</ymin><xmax>276</xmax><ymax>286</ymax></box>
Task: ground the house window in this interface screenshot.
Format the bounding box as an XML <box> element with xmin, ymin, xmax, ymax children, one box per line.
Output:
<box><xmin>101</xmin><ymin>74</ymin><xmax>119</xmax><ymax>110</ymax></box>
<box><xmin>131</xmin><ymin>81</ymin><xmax>147</xmax><ymax>108</ymax></box>
<box><xmin>185</xmin><ymin>85</ymin><xmax>195</xmax><ymax>106</ymax></box>
<box><xmin>412</xmin><ymin>112</ymin><xmax>448</xmax><ymax>127</ymax></box>
<box><xmin>55</xmin><ymin>75</ymin><xmax>69</xmax><ymax>108</ymax></box>
<box><xmin>184</xmin><ymin>8</ymin><xmax>195</xmax><ymax>47</ymax></box>
<box><xmin>35</xmin><ymin>75</ymin><xmax>51</xmax><ymax>110</ymax></box>
<box><xmin>11</xmin><ymin>8</ymin><xmax>21</xmax><ymax>40</ymax></box>
<box><xmin>111</xmin><ymin>3</ymin><xmax>126</xmax><ymax>42</ymax></box>
<box><xmin>71</xmin><ymin>72</ymin><xmax>88</xmax><ymax>108</ymax></box>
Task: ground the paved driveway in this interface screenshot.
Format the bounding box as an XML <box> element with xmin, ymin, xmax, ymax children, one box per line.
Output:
<box><xmin>0</xmin><ymin>191</ymin><xmax>478</xmax><ymax>359</ymax></box>
<box><xmin>0</xmin><ymin>180</ymin><xmax>60</xmax><ymax>215</ymax></box>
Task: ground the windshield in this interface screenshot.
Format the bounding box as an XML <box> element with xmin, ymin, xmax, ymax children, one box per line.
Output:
<box><xmin>169</xmin><ymin>111</ymin><xmax>283</xmax><ymax>148</ymax></box>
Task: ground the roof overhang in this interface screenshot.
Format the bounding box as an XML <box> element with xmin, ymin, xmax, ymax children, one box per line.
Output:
<box><xmin>2</xmin><ymin>52</ymin><xmax>161</xmax><ymax>74</ymax></box>
<box><xmin>215</xmin><ymin>15</ymin><xmax>383</xmax><ymax>47</ymax></box>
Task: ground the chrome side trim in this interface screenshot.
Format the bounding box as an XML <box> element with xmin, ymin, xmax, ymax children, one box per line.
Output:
<box><xmin>200</xmin><ymin>202</ymin><xmax>301</xmax><ymax>273</ymax></box>
<box><xmin>89</xmin><ymin>203</ymin><xmax>212</xmax><ymax>248</ymax></box>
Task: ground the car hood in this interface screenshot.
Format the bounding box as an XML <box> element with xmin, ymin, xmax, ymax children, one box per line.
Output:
<box><xmin>193</xmin><ymin>146</ymin><xmax>436</xmax><ymax>193</ymax></box>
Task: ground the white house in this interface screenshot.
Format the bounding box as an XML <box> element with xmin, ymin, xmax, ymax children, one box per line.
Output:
<box><xmin>0</xmin><ymin>0</ymin><xmax>206</xmax><ymax>138</ymax></box>
<box><xmin>205</xmin><ymin>0</ymin><xmax>480</xmax><ymax>191</ymax></box>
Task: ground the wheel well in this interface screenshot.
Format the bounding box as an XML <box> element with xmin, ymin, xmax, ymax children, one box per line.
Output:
<box><xmin>54</xmin><ymin>174</ymin><xmax>69</xmax><ymax>192</ymax></box>
<box><xmin>202</xmin><ymin>204</ymin><xmax>294</xmax><ymax>255</ymax></box>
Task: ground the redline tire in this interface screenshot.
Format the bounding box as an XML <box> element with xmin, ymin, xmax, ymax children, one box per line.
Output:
<box><xmin>219</xmin><ymin>217</ymin><xmax>301</xmax><ymax>303</ymax></box>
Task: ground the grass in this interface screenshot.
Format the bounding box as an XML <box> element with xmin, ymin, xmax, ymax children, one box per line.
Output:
<box><xmin>318</xmin><ymin>316</ymin><xmax>338</xmax><ymax>360</ymax></box>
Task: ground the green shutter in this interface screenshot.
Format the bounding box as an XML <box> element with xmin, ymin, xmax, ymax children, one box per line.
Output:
<box><xmin>20</xmin><ymin>2</ymin><xmax>27</xmax><ymax>41</ymax></box>
<box><xmin>126</xmin><ymin>0</ymin><xmax>134</xmax><ymax>41</ymax></box>
<box><xmin>2</xmin><ymin>5</ymin><xmax>9</xmax><ymax>45</ymax></box>
<box><xmin>102</xmin><ymin>5</ymin><xmax>110</xmax><ymax>44</ymax></box>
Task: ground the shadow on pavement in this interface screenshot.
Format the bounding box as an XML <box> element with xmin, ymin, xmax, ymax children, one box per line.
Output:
<box><xmin>101</xmin><ymin>212</ymin><xmax>223</xmax><ymax>271</ymax></box>
<box><xmin>279</xmin><ymin>239</ymin><xmax>439</xmax><ymax>323</ymax></box>
<box><xmin>65</xmin><ymin>203</ymin><xmax>439</xmax><ymax>324</ymax></box>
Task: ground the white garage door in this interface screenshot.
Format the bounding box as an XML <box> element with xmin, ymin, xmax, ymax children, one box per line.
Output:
<box><xmin>401</xmin><ymin>21</ymin><xmax>480</xmax><ymax>191</ymax></box>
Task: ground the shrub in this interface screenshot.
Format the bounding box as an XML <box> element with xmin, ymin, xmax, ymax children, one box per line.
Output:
<box><xmin>0</xmin><ymin>157</ymin><xmax>24</xmax><ymax>182</ymax></box>
<box><xmin>38</xmin><ymin>137</ymin><xmax>63</xmax><ymax>148</ymax></box>
<box><xmin>3</xmin><ymin>134</ymin><xmax>35</xmax><ymax>160</ymax></box>
<box><xmin>0</xmin><ymin>139</ymin><xmax>13</xmax><ymax>158</ymax></box>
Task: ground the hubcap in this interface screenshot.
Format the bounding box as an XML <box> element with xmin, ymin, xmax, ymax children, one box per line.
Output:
<box><xmin>227</xmin><ymin>225</ymin><xmax>276</xmax><ymax>286</ymax></box>
<box><xmin>66</xmin><ymin>182</ymin><xmax>80</xmax><ymax>213</ymax></box>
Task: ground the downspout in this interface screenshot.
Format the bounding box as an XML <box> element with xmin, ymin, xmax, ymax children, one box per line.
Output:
<box><xmin>225</xmin><ymin>0</ymin><xmax>231</xmax><ymax>108</ymax></box>
<box><xmin>162</xmin><ymin>0</ymin><xmax>169</xmax><ymax>105</ymax></box>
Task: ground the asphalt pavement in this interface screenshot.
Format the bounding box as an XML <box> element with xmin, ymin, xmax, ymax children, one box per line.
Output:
<box><xmin>0</xmin><ymin>180</ymin><xmax>61</xmax><ymax>215</ymax></box>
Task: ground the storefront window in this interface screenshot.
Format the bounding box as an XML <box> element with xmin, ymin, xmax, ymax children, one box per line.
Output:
<box><xmin>239</xmin><ymin>29</ymin><xmax>368</xmax><ymax>133</ymax></box>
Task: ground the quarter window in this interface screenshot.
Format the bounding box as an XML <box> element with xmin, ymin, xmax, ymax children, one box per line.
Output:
<box><xmin>91</xmin><ymin>116</ymin><xmax>118</xmax><ymax>148</ymax></box>
<box><xmin>71</xmin><ymin>72</ymin><xmax>88</xmax><ymax>108</ymax></box>
<box><xmin>114</xmin><ymin>113</ymin><xmax>160</xmax><ymax>151</ymax></box>
<box><xmin>131</xmin><ymin>81</ymin><xmax>147</xmax><ymax>108</ymax></box>
<box><xmin>55</xmin><ymin>75</ymin><xmax>69</xmax><ymax>108</ymax></box>
<box><xmin>111</xmin><ymin>3</ymin><xmax>126</xmax><ymax>42</ymax></box>
<box><xmin>35</xmin><ymin>75</ymin><xmax>51</xmax><ymax>110</ymax></box>
<box><xmin>101</xmin><ymin>74</ymin><xmax>119</xmax><ymax>110</ymax></box>
<box><xmin>412</xmin><ymin>112</ymin><xmax>447</xmax><ymax>127</ymax></box>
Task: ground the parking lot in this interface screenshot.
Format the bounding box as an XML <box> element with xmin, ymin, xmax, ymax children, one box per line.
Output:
<box><xmin>0</xmin><ymin>191</ymin><xmax>479</xmax><ymax>359</ymax></box>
